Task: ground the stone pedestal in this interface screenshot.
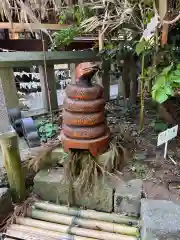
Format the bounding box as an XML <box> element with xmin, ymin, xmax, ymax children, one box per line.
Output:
<box><xmin>33</xmin><ymin>168</ymin><xmax>113</xmax><ymax>212</ymax></box>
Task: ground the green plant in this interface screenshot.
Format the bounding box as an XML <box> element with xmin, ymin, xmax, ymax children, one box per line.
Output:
<box><xmin>36</xmin><ymin>120</ymin><xmax>59</xmax><ymax>142</ymax></box>
<box><xmin>152</xmin><ymin>63</ymin><xmax>180</xmax><ymax>104</ymax></box>
<box><xmin>135</xmin><ymin>38</ymin><xmax>154</xmax><ymax>130</ymax></box>
<box><xmin>52</xmin><ymin>6</ymin><xmax>94</xmax><ymax>49</ymax></box>
<box><xmin>59</xmin><ymin>6</ymin><xmax>94</xmax><ymax>25</ymax></box>
<box><xmin>52</xmin><ymin>26</ymin><xmax>80</xmax><ymax>48</ymax></box>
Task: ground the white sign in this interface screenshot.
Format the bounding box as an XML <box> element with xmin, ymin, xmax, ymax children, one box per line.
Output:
<box><xmin>157</xmin><ymin>125</ymin><xmax>178</xmax><ymax>159</ymax></box>
<box><xmin>157</xmin><ymin>125</ymin><xmax>178</xmax><ymax>146</ymax></box>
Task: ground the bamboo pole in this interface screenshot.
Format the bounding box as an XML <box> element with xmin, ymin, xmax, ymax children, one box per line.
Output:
<box><xmin>4</xmin><ymin>239</ymin><xmax>15</xmax><ymax>240</ymax></box>
<box><xmin>8</xmin><ymin>224</ymin><xmax>96</xmax><ymax>240</ymax></box>
<box><xmin>34</xmin><ymin>202</ymin><xmax>138</xmax><ymax>225</ymax></box>
<box><xmin>0</xmin><ymin>134</ymin><xmax>26</xmax><ymax>202</ymax></box>
<box><xmin>23</xmin><ymin>214</ymin><xmax>137</xmax><ymax>240</ymax></box>
<box><xmin>4</xmin><ymin>239</ymin><xmax>17</xmax><ymax>240</ymax></box>
<box><xmin>6</xmin><ymin>229</ymin><xmax>52</xmax><ymax>240</ymax></box>
<box><xmin>27</xmin><ymin>209</ymin><xmax>138</xmax><ymax>236</ymax></box>
<box><xmin>4</xmin><ymin>238</ymin><xmax>17</xmax><ymax>240</ymax></box>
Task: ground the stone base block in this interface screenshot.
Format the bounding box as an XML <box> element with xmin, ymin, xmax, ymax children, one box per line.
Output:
<box><xmin>141</xmin><ymin>199</ymin><xmax>180</xmax><ymax>240</ymax></box>
<box><xmin>114</xmin><ymin>179</ymin><xmax>142</xmax><ymax>217</ymax></box>
<box><xmin>33</xmin><ymin>168</ymin><xmax>113</xmax><ymax>212</ymax></box>
<box><xmin>0</xmin><ymin>188</ymin><xmax>13</xmax><ymax>222</ymax></box>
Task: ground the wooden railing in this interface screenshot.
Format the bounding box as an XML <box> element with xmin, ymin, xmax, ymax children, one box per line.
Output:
<box><xmin>0</xmin><ymin>50</ymin><xmax>108</xmax><ymax>112</ymax></box>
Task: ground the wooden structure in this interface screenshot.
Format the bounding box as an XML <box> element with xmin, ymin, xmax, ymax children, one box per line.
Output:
<box><xmin>0</xmin><ymin>50</ymin><xmax>110</xmax><ymax>111</ymax></box>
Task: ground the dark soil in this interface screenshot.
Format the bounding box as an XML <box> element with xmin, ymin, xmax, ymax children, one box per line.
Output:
<box><xmin>106</xmin><ymin>97</ymin><xmax>180</xmax><ymax>201</ymax></box>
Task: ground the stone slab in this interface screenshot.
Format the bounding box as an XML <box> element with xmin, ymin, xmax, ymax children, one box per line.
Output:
<box><xmin>33</xmin><ymin>168</ymin><xmax>113</xmax><ymax>212</ymax></box>
<box><xmin>0</xmin><ymin>188</ymin><xmax>13</xmax><ymax>222</ymax></box>
<box><xmin>114</xmin><ymin>179</ymin><xmax>142</xmax><ymax>217</ymax></box>
<box><xmin>141</xmin><ymin>199</ymin><xmax>180</xmax><ymax>240</ymax></box>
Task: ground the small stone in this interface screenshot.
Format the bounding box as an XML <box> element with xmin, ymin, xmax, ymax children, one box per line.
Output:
<box><xmin>0</xmin><ymin>188</ymin><xmax>13</xmax><ymax>221</ymax></box>
<box><xmin>51</xmin><ymin>147</ymin><xmax>66</xmax><ymax>165</ymax></box>
<box><xmin>134</xmin><ymin>152</ymin><xmax>147</xmax><ymax>161</ymax></box>
<box><xmin>132</xmin><ymin>131</ymin><xmax>138</xmax><ymax>137</ymax></box>
<box><xmin>114</xmin><ymin>179</ymin><xmax>143</xmax><ymax>217</ymax></box>
<box><xmin>136</xmin><ymin>139</ymin><xmax>142</xmax><ymax>145</ymax></box>
<box><xmin>141</xmin><ymin>199</ymin><xmax>180</xmax><ymax>239</ymax></box>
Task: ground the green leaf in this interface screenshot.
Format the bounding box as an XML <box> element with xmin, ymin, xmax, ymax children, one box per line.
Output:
<box><xmin>46</xmin><ymin>131</ymin><xmax>53</xmax><ymax>137</ymax></box>
<box><xmin>171</xmin><ymin>75</ymin><xmax>180</xmax><ymax>83</ymax></box>
<box><xmin>135</xmin><ymin>40</ymin><xmax>146</xmax><ymax>55</ymax></box>
<box><xmin>39</xmin><ymin>126</ymin><xmax>45</xmax><ymax>133</ymax></box>
<box><xmin>152</xmin><ymin>88</ymin><xmax>168</xmax><ymax>104</ymax></box>
<box><xmin>173</xmin><ymin>70</ymin><xmax>180</xmax><ymax>76</ymax></box>
<box><xmin>152</xmin><ymin>75</ymin><xmax>166</xmax><ymax>91</ymax></box>
<box><xmin>161</xmin><ymin>63</ymin><xmax>173</xmax><ymax>75</ymax></box>
<box><xmin>177</xmin><ymin>64</ymin><xmax>180</xmax><ymax>70</ymax></box>
<box><xmin>164</xmin><ymin>85</ymin><xmax>174</xmax><ymax>96</ymax></box>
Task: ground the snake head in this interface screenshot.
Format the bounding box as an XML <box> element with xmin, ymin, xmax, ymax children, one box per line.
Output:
<box><xmin>75</xmin><ymin>62</ymin><xmax>99</xmax><ymax>81</ymax></box>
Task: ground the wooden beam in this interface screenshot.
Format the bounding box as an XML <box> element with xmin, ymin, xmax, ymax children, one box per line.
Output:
<box><xmin>0</xmin><ymin>40</ymin><xmax>48</xmax><ymax>51</ymax></box>
<box><xmin>0</xmin><ymin>51</ymin><xmax>100</xmax><ymax>67</ymax></box>
<box><xmin>0</xmin><ymin>22</ymin><xmax>70</xmax><ymax>32</ymax></box>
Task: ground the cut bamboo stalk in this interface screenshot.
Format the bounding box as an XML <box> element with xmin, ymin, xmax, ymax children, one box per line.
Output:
<box><xmin>22</xmin><ymin>215</ymin><xmax>137</xmax><ymax>240</ymax></box>
<box><xmin>27</xmin><ymin>208</ymin><xmax>138</xmax><ymax>236</ymax></box>
<box><xmin>4</xmin><ymin>238</ymin><xmax>17</xmax><ymax>240</ymax></box>
<box><xmin>17</xmin><ymin>217</ymin><xmax>138</xmax><ymax>238</ymax></box>
<box><xmin>7</xmin><ymin>228</ymin><xmax>59</xmax><ymax>240</ymax></box>
<box><xmin>8</xmin><ymin>224</ymin><xmax>98</xmax><ymax>240</ymax></box>
<box><xmin>6</xmin><ymin>229</ymin><xmax>52</xmax><ymax>240</ymax></box>
<box><xmin>34</xmin><ymin>202</ymin><xmax>138</xmax><ymax>225</ymax></box>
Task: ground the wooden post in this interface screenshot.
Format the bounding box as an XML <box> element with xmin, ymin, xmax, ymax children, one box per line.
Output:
<box><xmin>0</xmin><ymin>70</ymin><xmax>26</xmax><ymax>202</ymax></box>
<box><xmin>0</xmin><ymin>68</ymin><xmax>19</xmax><ymax>109</ymax></box>
<box><xmin>102</xmin><ymin>60</ymin><xmax>110</xmax><ymax>101</ymax></box>
<box><xmin>118</xmin><ymin>75</ymin><xmax>125</xmax><ymax>99</ymax></box>
<box><xmin>39</xmin><ymin>65</ymin><xmax>49</xmax><ymax>110</ymax></box>
<box><xmin>70</xmin><ymin>63</ymin><xmax>76</xmax><ymax>84</ymax></box>
<box><xmin>0</xmin><ymin>134</ymin><xmax>26</xmax><ymax>202</ymax></box>
<box><xmin>97</xmin><ymin>31</ymin><xmax>104</xmax><ymax>86</ymax></box>
<box><xmin>39</xmin><ymin>65</ymin><xmax>58</xmax><ymax>111</ymax></box>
